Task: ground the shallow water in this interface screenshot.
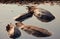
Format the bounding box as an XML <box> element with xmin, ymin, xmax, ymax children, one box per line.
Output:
<box><xmin>0</xmin><ymin>4</ymin><xmax>60</xmax><ymax>39</ymax></box>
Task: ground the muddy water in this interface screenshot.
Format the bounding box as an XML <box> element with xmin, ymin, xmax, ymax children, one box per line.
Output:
<box><xmin>0</xmin><ymin>4</ymin><xmax>60</xmax><ymax>39</ymax></box>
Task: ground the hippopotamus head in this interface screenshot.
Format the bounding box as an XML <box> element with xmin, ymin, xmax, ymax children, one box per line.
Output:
<box><xmin>6</xmin><ymin>23</ymin><xmax>21</xmax><ymax>39</ymax></box>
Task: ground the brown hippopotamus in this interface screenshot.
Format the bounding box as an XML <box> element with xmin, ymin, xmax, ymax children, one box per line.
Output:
<box><xmin>14</xmin><ymin>6</ymin><xmax>55</xmax><ymax>22</ymax></box>
<box><xmin>15</xmin><ymin>22</ymin><xmax>52</xmax><ymax>37</ymax></box>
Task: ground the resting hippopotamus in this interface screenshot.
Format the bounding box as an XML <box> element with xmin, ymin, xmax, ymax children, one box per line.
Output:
<box><xmin>14</xmin><ymin>6</ymin><xmax>55</xmax><ymax>22</ymax></box>
<box><xmin>15</xmin><ymin>22</ymin><xmax>52</xmax><ymax>37</ymax></box>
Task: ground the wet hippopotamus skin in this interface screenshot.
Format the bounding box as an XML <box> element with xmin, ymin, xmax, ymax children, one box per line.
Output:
<box><xmin>33</xmin><ymin>7</ymin><xmax>55</xmax><ymax>22</ymax></box>
<box><xmin>16</xmin><ymin>22</ymin><xmax>52</xmax><ymax>37</ymax></box>
<box><xmin>14</xmin><ymin>6</ymin><xmax>55</xmax><ymax>22</ymax></box>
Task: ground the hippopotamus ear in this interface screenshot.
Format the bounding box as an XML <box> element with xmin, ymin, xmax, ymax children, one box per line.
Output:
<box><xmin>6</xmin><ymin>24</ymin><xmax>10</xmax><ymax>32</ymax></box>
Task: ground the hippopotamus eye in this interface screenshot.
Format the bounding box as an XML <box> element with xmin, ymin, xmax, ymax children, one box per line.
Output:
<box><xmin>37</xmin><ymin>14</ymin><xmax>40</xmax><ymax>16</ymax></box>
<box><xmin>21</xmin><ymin>28</ymin><xmax>24</xmax><ymax>30</ymax></box>
<box><xmin>27</xmin><ymin>27</ymin><xmax>30</xmax><ymax>29</ymax></box>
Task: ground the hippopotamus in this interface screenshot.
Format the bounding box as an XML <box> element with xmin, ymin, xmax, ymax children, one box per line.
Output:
<box><xmin>15</xmin><ymin>22</ymin><xmax>52</xmax><ymax>37</ymax></box>
<box><xmin>14</xmin><ymin>6</ymin><xmax>55</xmax><ymax>22</ymax></box>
